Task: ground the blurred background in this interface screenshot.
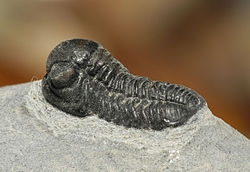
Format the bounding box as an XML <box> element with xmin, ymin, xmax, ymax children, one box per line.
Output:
<box><xmin>0</xmin><ymin>0</ymin><xmax>249</xmax><ymax>138</ymax></box>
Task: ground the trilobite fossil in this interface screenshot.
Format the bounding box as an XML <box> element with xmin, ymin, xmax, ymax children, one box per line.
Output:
<box><xmin>42</xmin><ymin>39</ymin><xmax>206</xmax><ymax>130</ymax></box>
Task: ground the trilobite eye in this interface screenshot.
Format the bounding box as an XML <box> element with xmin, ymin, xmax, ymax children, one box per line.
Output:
<box><xmin>49</xmin><ymin>62</ymin><xmax>78</xmax><ymax>89</ymax></box>
<box><xmin>73</xmin><ymin>50</ymin><xmax>90</xmax><ymax>64</ymax></box>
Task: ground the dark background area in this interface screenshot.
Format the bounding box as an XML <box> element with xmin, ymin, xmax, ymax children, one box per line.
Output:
<box><xmin>0</xmin><ymin>0</ymin><xmax>249</xmax><ymax>138</ymax></box>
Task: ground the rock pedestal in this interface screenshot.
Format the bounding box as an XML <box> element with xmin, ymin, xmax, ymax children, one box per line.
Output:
<box><xmin>0</xmin><ymin>81</ymin><xmax>249</xmax><ymax>171</ymax></box>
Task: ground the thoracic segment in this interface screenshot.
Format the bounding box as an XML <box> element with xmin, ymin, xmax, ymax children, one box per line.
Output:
<box><xmin>76</xmin><ymin>47</ymin><xmax>203</xmax><ymax>129</ymax></box>
<box><xmin>84</xmin><ymin>51</ymin><xmax>201</xmax><ymax>108</ymax></box>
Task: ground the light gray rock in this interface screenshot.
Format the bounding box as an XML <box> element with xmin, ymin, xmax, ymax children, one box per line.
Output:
<box><xmin>0</xmin><ymin>81</ymin><xmax>249</xmax><ymax>171</ymax></box>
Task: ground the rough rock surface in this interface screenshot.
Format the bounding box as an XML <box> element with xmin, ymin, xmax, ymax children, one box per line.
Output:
<box><xmin>0</xmin><ymin>81</ymin><xmax>249</xmax><ymax>171</ymax></box>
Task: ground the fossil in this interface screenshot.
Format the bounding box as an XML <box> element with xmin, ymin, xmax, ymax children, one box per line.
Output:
<box><xmin>42</xmin><ymin>39</ymin><xmax>206</xmax><ymax>130</ymax></box>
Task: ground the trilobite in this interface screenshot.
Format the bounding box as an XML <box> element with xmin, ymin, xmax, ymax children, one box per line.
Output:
<box><xmin>42</xmin><ymin>39</ymin><xmax>206</xmax><ymax>130</ymax></box>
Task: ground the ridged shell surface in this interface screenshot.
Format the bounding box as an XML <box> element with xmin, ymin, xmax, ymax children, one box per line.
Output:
<box><xmin>42</xmin><ymin>39</ymin><xmax>206</xmax><ymax>130</ymax></box>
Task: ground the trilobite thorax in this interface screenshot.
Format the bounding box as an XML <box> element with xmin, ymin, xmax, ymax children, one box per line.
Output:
<box><xmin>42</xmin><ymin>39</ymin><xmax>206</xmax><ymax>130</ymax></box>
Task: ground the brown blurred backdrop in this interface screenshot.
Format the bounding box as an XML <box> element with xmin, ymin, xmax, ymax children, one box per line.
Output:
<box><xmin>0</xmin><ymin>0</ymin><xmax>249</xmax><ymax>138</ymax></box>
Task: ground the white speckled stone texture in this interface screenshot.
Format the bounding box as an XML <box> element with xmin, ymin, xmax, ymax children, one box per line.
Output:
<box><xmin>0</xmin><ymin>81</ymin><xmax>249</xmax><ymax>171</ymax></box>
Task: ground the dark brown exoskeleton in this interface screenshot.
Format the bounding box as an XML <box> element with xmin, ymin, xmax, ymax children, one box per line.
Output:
<box><xmin>42</xmin><ymin>39</ymin><xmax>206</xmax><ymax>130</ymax></box>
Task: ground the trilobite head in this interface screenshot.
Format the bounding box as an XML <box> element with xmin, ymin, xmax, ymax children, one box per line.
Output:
<box><xmin>42</xmin><ymin>39</ymin><xmax>101</xmax><ymax>116</ymax></box>
<box><xmin>46</xmin><ymin>39</ymin><xmax>99</xmax><ymax>73</ymax></box>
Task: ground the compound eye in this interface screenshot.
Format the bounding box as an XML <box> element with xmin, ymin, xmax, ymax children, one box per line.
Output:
<box><xmin>49</xmin><ymin>62</ymin><xmax>78</xmax><ymax>89</ymax></box>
